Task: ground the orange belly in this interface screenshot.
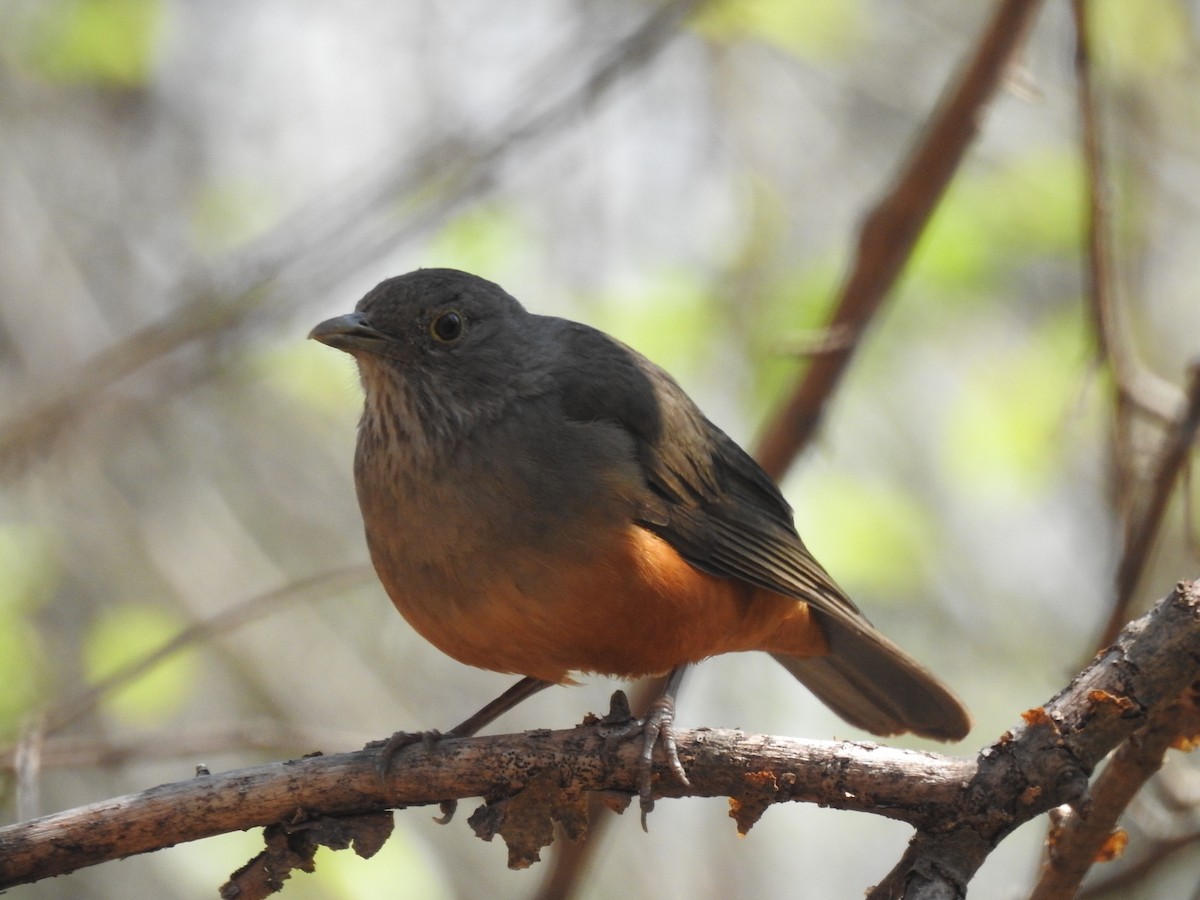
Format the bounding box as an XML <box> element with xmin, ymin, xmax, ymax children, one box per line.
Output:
<box><xmin>379</xmin><ymin>523</ymin><xmax>830</xmax><ymax>683</ymax></box>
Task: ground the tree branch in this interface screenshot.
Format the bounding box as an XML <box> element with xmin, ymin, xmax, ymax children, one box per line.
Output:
<box><xmin>2</xmin><ymin>580</ymin><xmax>1197</xmax><ymax>895</ymax></box>
<box><xmin>1071</xmin><ymin>0</ymin><xmax>1182</xmax><ymax>429</ymax></box>
<box><xmin>868</xmin><ymin>579</ymin><xmax>1200</xmax><ymax>899</ymax></box>
<box><xmin>1028</xmin><ymin>684</ymin><xmax>1200</xmax><ymax>900</ymax></box>
<box><xmin>1077</xmin><ymin>828</ymin><xmax>1200</xmax><ymax>899</ymax></box>
<box><xmin>1100</xmin><ymin>364</ymin><xmax>1200</xmax><ymax>647</ymax></box>
<box><xmin>753</xmin><ymin>0</ymin><xmax>1045</xmax><ymax>481</ymax></box>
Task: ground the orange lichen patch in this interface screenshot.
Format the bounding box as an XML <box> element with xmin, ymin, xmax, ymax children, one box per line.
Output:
<box><xmin>1095</xmin><ymin>829</ymin><xmax>1128</xmax><ymax>863</ymax></box>
<box><xmin>743</xmin><ymin>771</ymin><xmax>780</xmax><ymax>791</ymax></box>
<box><xmin>729</xmin><ymin>797</ymin><xmax>745</xmax><ymax>826</ymax></box>
<box><xmin>1171</xmin><ymin>733</ymin><xmax>1200</xmax><ymax>752</ymax></box>
<box><xmin>1021</xmin><ymin>707</ymin><xmax>1053</xmax><ymax>727</ymax></box>
<box><xmin>728</xmin><ymin>796</ymin><xmax>768</xmax><ymax>836</ymax></box>
<box><xmin>728</xmin><ymin>772</ymin><xmax>785</xmax><ymax>836</ymax></box>
<box><xmin>1087</xmin><ymin>690</ymin><xmax>1137</xmax><ymax>714</ymax></box>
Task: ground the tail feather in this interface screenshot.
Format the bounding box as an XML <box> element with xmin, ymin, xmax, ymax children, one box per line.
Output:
<box><xmin>772</xmin><ymin>612</ymin><xmax>971</xmax><ymax>742</ymax></box>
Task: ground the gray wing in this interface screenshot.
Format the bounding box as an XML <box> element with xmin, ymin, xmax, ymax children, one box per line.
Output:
<box><xmin>552</xmin><ymin>320</ymin><xmax>971</xmax><ymax>742</ymax></box>
<box><xmin>553</xmin><ymin>320</ymin><xmax>862</xmax><ymax>622</ymax></box>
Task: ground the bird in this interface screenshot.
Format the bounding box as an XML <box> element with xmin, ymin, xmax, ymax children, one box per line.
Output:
<box><xmin>309</xmin><ymin>267</ymin><xmax>970</xmax><ymax>815</ymax></box>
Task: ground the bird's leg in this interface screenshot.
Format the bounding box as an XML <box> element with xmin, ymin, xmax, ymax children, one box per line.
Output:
<box><xmin>443</xmin><ymin>675</ymin><xmax>556</xmax><ymax>739</ymax></box>
<box><xmin>637</xmin><ymin>664</ymin><xmax>691</xmax><ymax>827</ymax></box>
<box><xmin>368</xmin><ymin>675</ymin><xmax>553</xmax><ymax>822</ymax></box>
<box><xmin>601</xmin><ymin>665</ymin><xmax>692</xmax><ymax>829</ymax></box>
<box><xmin>371</xmin><ymin>674</ymin><xmax>553</xmax><ymax>763</ymax></box>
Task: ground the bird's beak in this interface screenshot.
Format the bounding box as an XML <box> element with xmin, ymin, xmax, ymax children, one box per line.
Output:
<box><xmin>308</xmin><ymin>312</ymin><xmax>388</xmax><ymax>354</ymax></box>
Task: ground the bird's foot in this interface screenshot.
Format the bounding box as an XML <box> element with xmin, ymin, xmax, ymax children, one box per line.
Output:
<box><xmin>365</xmin><ymin>679</ymin><xmax>554</xmax><ymax>828</ymax></box>
<box><xmin>365</xmin><ymin>730</ymin><xmax>458</xmax><ymax>824</ymax></box>
<box><xmin>365</xmin><ymin>729</ymin><xmax>445</xmax><ymax>776</ymax></box>
<box><xmin>599</xmin><ymin>689</ymin><xmax>690</xmax><ymax>830</ymax></box>
<box><xmin>635</xmin><ymin>693</ymin><xmax>690</xmax><ymax>829</ymax></box>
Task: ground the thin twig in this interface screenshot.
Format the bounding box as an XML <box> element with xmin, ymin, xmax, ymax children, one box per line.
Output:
<box><xmin>0</xmin><ymin>724</ymin><xmax>369</xmax><ymax>772</ymax></box>
<box><xmin>1074</xmin><ymin>0</ymin><xmax>1198</xmax><ymax>654</ymax></box>
<box><xmin>1073</xmin><ymin>0</ymin><xmax>1138</xmax><ymax>544</ymax></box>
<box><xmin>753</xmin><ymin>0</ymin><xmax>1045</xmax><ymax>481</ymax></box>
<box><xmin>4</xmin><ymin>564</ymin><xmax>372</xmax><ymax>745</ymax></box>
<box><xmin>1077</xmin><ymin>828</ymin><xmax>1200</xmax><ymax>899</ymax></box>
<box><xmin>1100</xmin><ymin>365</ymin><xmax>1200</xmax><ymax>647</ymax></box>
<box><xmin>1072</xmin><ymin>0</ymin><xmax>1182</xmax><ymax>430</ymax></box>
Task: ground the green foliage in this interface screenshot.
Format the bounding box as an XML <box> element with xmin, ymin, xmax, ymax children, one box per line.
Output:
<box><xmin>82</xmin><ymin>602</ymin><xmax>195</xmax><ymax>725</ymax></box>
<box><xmin>302</xmin><ymin>830</ymin><xmax>452</xmax><ymax>900</ymax></box>
<box><xmin>586</xmin><ymin>270</ymin><xmax>721</xmax><ymax>376</ymax></box>
<box><xmin>792</xmin><ymin>472</ymin><xmax>937</xmax><ymax>601</ymax></box>
<box><xmin>251</xmin><ymin>339</ymin><xmax>364</xmax><ymax>423</ymax></box>
<box><xmin>0</xmin><ymin>621</ymin><xmax>44</xmax><ymax>737</ymax></box>
<box><xmin>748</xmin><ymin>258</ymin><xmax>845</xmax><ymax>415</ymax></box>
<box><xmin>939</xmin><ymin>310</ymin><xmax>1092</xmax><ymax>500</ymax></box>
<box><xmin>191</xmin><ymin>180</ymin><xmax>282</xmax><ymax>256</ymax></box>
<box><xmin>0</xmin><ymin>525</ymin><xmax>56</xmax><ymax>615</ymax></box>
<box><xmin>1089</xmin><ymin>0</ymin><xmax>1192</xmax><ymax>78</ymax></box>
<box><xmin>425</xmin><ymin>204</ymin><xmax>533</xmax><ymax>282</ymax></box>
<box><xmin>693</xmin><ymin>0</ymin><xmax>866</xmax><ymax>60</ymax></box>
<box><xmin>911</xmin><ymin>150</ymin><xmax>1084</xmax><ymax>292</ymax></box>
<box><xmin>20</xmin><ymin>0</ymin><xmax>163</xmax><ymax>86</ymax></box>
<box><xmin>742</xmin><ymin>150</ymin><xmax>1085</xmax><ymax>421</ymax></box>
<box><xmin>727</xmin><ymin>173</ymin><xmax>791</xmax><ymax>276</ymax></box>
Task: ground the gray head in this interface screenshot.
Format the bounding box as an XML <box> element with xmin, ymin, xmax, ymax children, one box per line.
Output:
<box><xmin>309</xmin><ymin>268</ymin><xmax>546</xmax><ymax>452</ymax></box>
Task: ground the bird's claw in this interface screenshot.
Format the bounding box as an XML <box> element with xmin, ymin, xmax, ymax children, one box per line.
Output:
<box><xmin>636</xmin><ymin>695</ymin><xmax>690</xmax><ymax>830</ymax></box>
<box><xmin>600</xmin><ymin>690</ymin><xmax>690</xmax><ymax>830</ymax></box>
<box><xmin>367</xmin><ymin>728</ymin><xmax>445</xmax><ymax>778</ymax></box>
<box><xmin>366</xmin><ymin>729</ymin><xmax>459</xmax><ymax>824</ymax></box>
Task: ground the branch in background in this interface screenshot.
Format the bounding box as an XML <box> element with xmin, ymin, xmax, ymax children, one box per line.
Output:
<box><xmin>1042</xmin><ymin>8</ymin><xmax>1200</xmax><ymax>896</ymax></box>
<box><xmin>1078</xmin><ymin>828</ymin><xmax>1200</xmax><ymax>899</ymax></box>
<box><xmin>753</xmin><ymin>0</ymin><xmax>1045</xmax><ymax>481</ymax></box>
<box><xmin>1071</xmin><ymin>0</ymin><xmax>1138</xmax><ymax>552</ymax></box>
<box><xmin>0</xmin><ymin>0</ymin><xmax>706</xmax><ymax>478</ymax></box>
<box><xmin>1100</xmin><ymin>365</ymin><xmax>1200</xmax><ymax>646</ymax></box>
<box><xmin>1072</xmin><ymin>0</ymin><xmax>1198</xmax><ymax>652</ymax></box>
<box><xmin>1071</xmin><ymin>0</ymin><xmax>1182</xmax><ymax>431</ymax></box>
<box><xmin>1</xmin><ymin>724</ymin><xmax>371</xmax><ymax>772</ymax></box>
<box><xmin>1</xmin><ymin>580</ymin><xmax>1196</xmax><ymax>896</ymax></box>
<box><xmin>8</xmin><ymin>564</ymin><xmax>373</xmax><ymax>742</ymax></box>
<box><xmin>2</xmin><ymin>564</ymin><xmax>374</xmax><ymax>824</ymax></box>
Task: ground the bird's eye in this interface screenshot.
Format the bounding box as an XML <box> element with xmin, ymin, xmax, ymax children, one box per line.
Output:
<box><xmin>429</xmin><ymin>310</ymin><xmax>465</xmax><ymax>343</ymax></box>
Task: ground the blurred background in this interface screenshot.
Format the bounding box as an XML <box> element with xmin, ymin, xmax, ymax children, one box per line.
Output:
<box><xmin>1</xmin><ymin>0</ymin><xmax>1198</xmax><ymax>897</ymax></box>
